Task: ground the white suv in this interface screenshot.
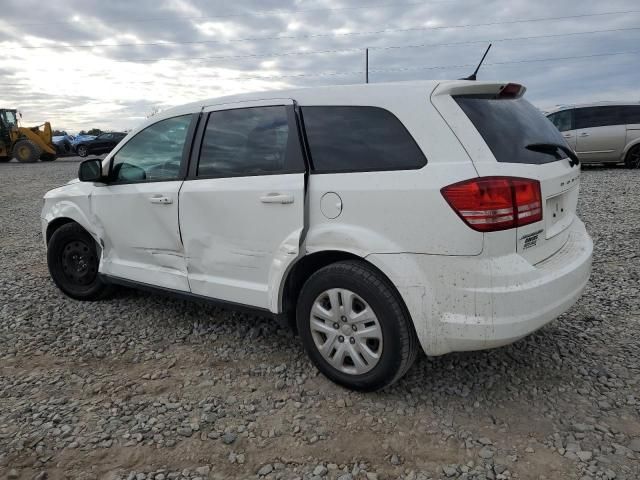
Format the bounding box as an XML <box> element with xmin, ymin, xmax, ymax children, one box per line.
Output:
<box><xmin>42</xmin><ymin>81</ymin><xmax>593</xmax><ymax>391</ymax></box>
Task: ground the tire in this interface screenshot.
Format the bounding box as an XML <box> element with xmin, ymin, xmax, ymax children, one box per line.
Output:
<box><xmin>13</xmin><ymin>139</ymin><xmax>41</xmax><ymax>163</ymax></box>
<box><xmin>0</xmin><ymin>156</ymin><xmax>10</xmax><ymax>163</ymax></box>
<box><xmin>40</xmin><ymin>153</ymin><xmax>57</xmax><ymax>162</ymax></box>
<box><xmin>296</xmin><ymin>260</ymin><xmax>418</xmax><ymax>391</ymax></box>
<box><xmin>47</xmin><ymin>222</ymin><xmax>111</xmax><ymax>301</ymax></box>
<box><xmin>77</xmin><ymin>144</ymin><xmax>89</xmax><ymax>157</ymax></box>
<box><xmin>625</xmin><ymin>145</ymin><xmax>640</xmax><ymax>169</ymax></box>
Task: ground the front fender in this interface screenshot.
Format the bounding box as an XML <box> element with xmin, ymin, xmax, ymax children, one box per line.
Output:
<box><xmin>41</xmin><ymin>184</ymin><xmax>103</xmax><ymax>249</ymax></box>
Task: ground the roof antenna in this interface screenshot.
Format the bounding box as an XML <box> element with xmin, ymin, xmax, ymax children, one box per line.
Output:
<box><xmin>460</xmin><ymin>43</ymin><xmax>492</xmax><ymax>81</ymax></box>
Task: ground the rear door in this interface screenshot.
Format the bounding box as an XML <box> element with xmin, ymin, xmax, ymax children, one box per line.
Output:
<box><xmin>179</xmin><ymin>99</ymin><xmax>306</xmax><ymax>311</ymax></box>
<box><xmin>432</xmin><ymin>82</ymin><xmax>581</xmax><ymax>264</ymax></box>
<box><xmin>574</xmin><ymin>106</ymin><xmax>626</xmax><ymax>163</ymax></box>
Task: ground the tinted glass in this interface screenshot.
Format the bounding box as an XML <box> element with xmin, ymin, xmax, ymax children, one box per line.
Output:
<box><xmin>301</xmin><ymin>106</ymin><xmax>426</xmax><ymax>172</ymax></box>
<box><xmin>622</xmin><ymin>106</ymin><xmax>640</xmax><ymax>124</ymax></box>
<box><xmin>548</xmin><ymin>110</ymin><xmax>573</xmax><ymax>132</ymax></box>
<box><xmin>455</xmin><ymin>96</ymin><xmax>569</xmax><ymax>164</ymax></box>
<box><xmin>574</xmin><ymin>106</ymin><xmax>625</xmax><ymax>129</ymax></box>
<box><xmin>198</xmin><ymin>106</ymin><xmax>298</xmax><ymax>177</ymax></box>
<box><xmin>110</xmin><ymin>115</ymin><xmax>191</xmax><ymax>183</ymax></box>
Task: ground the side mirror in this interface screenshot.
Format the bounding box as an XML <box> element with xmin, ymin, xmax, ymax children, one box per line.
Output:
<box><xmin>78</xmin><ymin>159</ymin><xmax>104</xmax><ymax>182</ymax></box>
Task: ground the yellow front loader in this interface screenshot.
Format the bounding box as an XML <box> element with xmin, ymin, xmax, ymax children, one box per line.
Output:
<box><xmin>0</xmin><ymin>108</ymin><xmax>57</xmax><ymax>163</ymax></box>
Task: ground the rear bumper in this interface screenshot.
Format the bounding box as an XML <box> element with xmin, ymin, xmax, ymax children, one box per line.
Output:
<box><xmin>368</xmin><ymin>218</ymin><xmax>593</xmax><ymax>356</ymax></box>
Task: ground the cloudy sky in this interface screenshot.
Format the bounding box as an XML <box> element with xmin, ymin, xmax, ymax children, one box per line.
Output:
<box><xmin>1</xmin><ymin>0</ymin><xmax>638</xmax><ymax>132</ymax></box>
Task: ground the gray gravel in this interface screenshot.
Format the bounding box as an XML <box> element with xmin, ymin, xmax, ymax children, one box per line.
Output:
<box><xmin>0</xmin><ymin>158</ymin><xmax>639</xmax><ymax>480</ymax></box>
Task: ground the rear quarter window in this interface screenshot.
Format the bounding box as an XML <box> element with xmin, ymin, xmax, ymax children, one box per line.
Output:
<box><xmin>301</xmin><ymin>106</ymin><xmax>427</xmax><ymax>173</ymax></box>
<box><xmin>455</xmin><ymin>96</ymin><xmax>569</xmax><ymax>164</ymax></box>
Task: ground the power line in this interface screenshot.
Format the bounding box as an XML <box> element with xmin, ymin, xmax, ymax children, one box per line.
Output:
<box><xmin>199</xmin><ymin>50</ymin><xmax>640</xmax><ymax>81</ymax></box>
<box><xmin>111</xmin><ymin>26</ymin><xmax>640</xmax><ymax>64</ymax></box>
<box><xmin>2</xmin><ymin>50</ymin><xmax>637</xmax><ymax>88</ymax></box>
<box><xmin>1</xmin><ymin>0</ymin><xmax>449</xmax><ymax>28</ymax></box>
<box><xmin>5</xmin><ymin>9</ymin><xmax>639</xmax><ymax>51</ymax></box>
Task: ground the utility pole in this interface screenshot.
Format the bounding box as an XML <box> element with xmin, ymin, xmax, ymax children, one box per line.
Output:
<box><xmin>365</xmin><ymin>48</ymin><xmax>369</xmax><ymax>84</ymax></box>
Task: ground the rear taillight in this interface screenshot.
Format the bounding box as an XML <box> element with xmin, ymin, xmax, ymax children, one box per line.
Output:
<box><xmin>441</xmin><ymin>176</ymin><xmax>542</xmax><ymax>232</ymax></box>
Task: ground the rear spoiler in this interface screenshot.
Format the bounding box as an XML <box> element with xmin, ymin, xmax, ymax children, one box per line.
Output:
<box><xmin>431</xmin><ymin>81</ymin><xmax>527</xmax><ymax>99</ymax></box>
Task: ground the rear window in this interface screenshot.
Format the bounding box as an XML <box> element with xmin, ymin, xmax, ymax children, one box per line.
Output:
<box><xmin>455</xmin><ymin>96</ymin><xmax>569</xmax><ymax>164</ymax></box>
<box><xmin>301</xmin><ymin>106</ymin><xmax>427</xmax><ymax>173</ymax></box>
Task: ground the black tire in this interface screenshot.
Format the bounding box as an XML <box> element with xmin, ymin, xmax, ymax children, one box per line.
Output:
<box><xmin>625</xmin><ymin>145</ymin><xmax>640</xmax><ymax>169</ymax></box>
<box><xmin>47</xmin><ymin>223</ymin><xmax>111</xmax><ymax>301</ymax></box>
<box><xmin>40</xmin><ymin>153</ymin><xmax>57</xmax><ymax>162</ymax></box>
<box><xmin>296</xmin><ymin>260</ymin><xmax>418</xmax><ymax>391</ymax></box>
<box><xmin>13</xmin><ymin>139</ymin><xmax>41</xmax><ymax>163</ymax></box>
<box><xmin>0</xmin><ymin>156</ymin><xmax>10</xmax><ymax>163</ymax></box>
<box><xmin>76</xmin><ymin>144</ymin><xmax>89</xmax><ymax>157</ymax></box>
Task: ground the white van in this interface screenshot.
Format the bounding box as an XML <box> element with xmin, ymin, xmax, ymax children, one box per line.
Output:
<box><xmin>42</xmin><ymin>81</ymin><xmax>593</xmax><ymax>390</ymax></box>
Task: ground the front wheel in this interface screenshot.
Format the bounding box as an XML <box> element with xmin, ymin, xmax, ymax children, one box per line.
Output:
<box><xmin>40</xmin><ymin>153</ymin><xmax>57</xmax><ymax>162</ymax></box>
<box><xmin>625</xmin><ymin>145</ymin><xmax>640</xmax><ymax>169</ymax></box>
<box><xmin>0</xmin><ymin>156</ymin><xmax>10</xmax><ymax>163</ymax></box>
<box><xmin>47</xmin><ymin>223</ymin><xmax>111</xmax><ymax>300</ymax></box>
<box><xmin>296</xmin><ymin>260</ymin><xmax>418</xmax><ymax>391</ymax></box>
<box><xmin>13</xmin><ymin>139</ymin><xmax>41</xmax><ymax>163</ymax></box>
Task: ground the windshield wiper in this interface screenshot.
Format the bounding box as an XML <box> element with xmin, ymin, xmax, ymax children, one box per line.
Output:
<box><xmin>526</xmin><ymin>143</ymin><xmax>580</xmax><ymax>167</ymax></box>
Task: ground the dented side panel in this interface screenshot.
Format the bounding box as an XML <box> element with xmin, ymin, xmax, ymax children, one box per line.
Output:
<box><xmin>90</xmin><ymin>181</ymin><xmax>189</xmax><ymax>291</ymax></box>
<box><xmin>179</xmin><ymin>173</ymin><xmax>305</xmax><ymax>309</ymax></box>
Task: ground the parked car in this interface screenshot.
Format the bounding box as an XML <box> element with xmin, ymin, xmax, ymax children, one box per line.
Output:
<box><xmin>546</xmin><ymin>102</ymin><xmax>640</xmax><ymax>168</ymax></box>
<box><xmin>41</xmin><ymin>81</ymin><xmax>593</xmax><ymax>391</ymax></box>
<box><xmin>52</xmin><ymin>135</ymin><xmax>74</xmax><ymax>155</ymax></box>
<box><xmin>74</xmin><ymin>132</ymin><xmax>127</xmax><ymax>157</ymax></box>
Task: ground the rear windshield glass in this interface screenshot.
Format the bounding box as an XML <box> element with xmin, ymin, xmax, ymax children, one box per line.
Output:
<box><xmin>455</xmin><ymin>96</ymin><xmax>569</xmax><ymax>164</ymax></box>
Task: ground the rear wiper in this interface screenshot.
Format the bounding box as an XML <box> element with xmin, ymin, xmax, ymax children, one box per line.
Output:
<box><xmin>526</xmin><ymin>143</ymin><xmax>580</xmax><ymax>167</ymax></box>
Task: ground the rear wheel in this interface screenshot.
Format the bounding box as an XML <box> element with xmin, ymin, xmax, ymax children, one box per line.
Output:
<box><xmin>77</xmin><ymin>144</ymin><xmax>88</xmax><ymax>157</ymax></box>
<box><xmin>47</xmin><ymin>223</ymin><xmax>111</xmax><ymax>300</ymax></box>
<box><xmin>0</xmin><ymin>156</ymin><xmax>10</xmax><ymax>163</ymax></box>
<box><xmin>625</xmin><ymin>145</ymin><xmax>640</xmax><ymax>169</ymax></box>
<box><xmin>296</xmin><ymin>260</ymin><xmax>418</xmax><ymax>391</ymax></box>
<box><xmin>40</xmin><ymin>153</ymin><xmax>57</xmax><ymax>162</ymax></box>
<box><xmin>13</xmin><ymin>139</ymin><xmax>41</xmax><ymax>163</ymax></box>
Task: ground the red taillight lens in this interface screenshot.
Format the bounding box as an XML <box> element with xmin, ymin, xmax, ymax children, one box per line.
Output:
<box><xmin>441</xmin><ymin>177</ymin><xmax>542</xmax><ymax>232</ymax></box>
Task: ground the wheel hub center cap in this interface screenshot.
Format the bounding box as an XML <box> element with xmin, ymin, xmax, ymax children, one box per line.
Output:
<box><xmin>340</xmin><ymin>324</ymin><xmax>352</xmax><ymax>336</ymax></box>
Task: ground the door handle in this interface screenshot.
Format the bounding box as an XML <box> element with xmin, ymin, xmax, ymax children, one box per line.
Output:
<box><xmin>260</xmin><ymin>193</ymin><xmax>294</xmax><ymax>204</ymax></box>
<box><xmin>562</xmin><ymin>133</ymin><xmax>573</xmax><ymax>138</ymax></box>
<box><xmin>579</xmin><ymin>132</ymin><xmax>590</xmax><ymax>137</ymax></box>
<box><xmin>149</xmin><ymin>195</ymin><xmax>173</xmax><ymax>205</ymax></box>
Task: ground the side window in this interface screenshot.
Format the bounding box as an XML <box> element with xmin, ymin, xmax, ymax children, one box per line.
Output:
<box><xmin>548</xmin><ymin>110</ymin><xmax>573</xmax><ymax>132</ymax></box>
<box><xmin>301</xmin><ymin>106</ymin><xmax>427</xmax><ymax>173</ymax></box>
<box><xmin>575</xmin><ymin>107</ymin><xmax>625</xmax><ymax>129</ymax></box>
<box><xmin>110</xmin><ymin>115</ymin><xmax>192</xmax><ymax>183</ymax></box>
<box><xmin>197</xmin><ymin>106</ymin><xmax>302</xmax><ymax>178</ymax></box>
<box><xmin>622</xmin><ymin>106</ymin><xmax>640</xmax><ymax>124</ymax></box>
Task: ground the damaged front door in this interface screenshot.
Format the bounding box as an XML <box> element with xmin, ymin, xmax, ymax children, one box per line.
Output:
<box><xmin>179</xmin><ymin>99</ymin><xmax>306</xmax><ymax>310</ymax></box>
<box><xmin>92</xmin><ymin>114</ymin><xmax>196</xmax><ymax>291</ymax></box>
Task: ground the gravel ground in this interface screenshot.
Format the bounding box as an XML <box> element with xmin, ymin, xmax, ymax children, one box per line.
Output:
<box><xmin>0</xmin><ymin>158</ymin><xmax>638</xmax><ymax>480</ymax></box>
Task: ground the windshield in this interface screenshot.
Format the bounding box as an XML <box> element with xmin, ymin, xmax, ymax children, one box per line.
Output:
<box><xmin>454</xmin><ymin>96</ymin><xmax>570</xmax><ymax>164</ymax></box>
<box><xmin>2</xmin><ymin>111</ymin><xmax>17</xmax><ymax>127</ymax></box>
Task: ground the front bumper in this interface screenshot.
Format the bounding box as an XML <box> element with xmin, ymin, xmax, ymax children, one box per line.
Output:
<box><xmin>368</xmin><ymin>218</ymin><xmax>593</xmax><ymax>356</ymax></box>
